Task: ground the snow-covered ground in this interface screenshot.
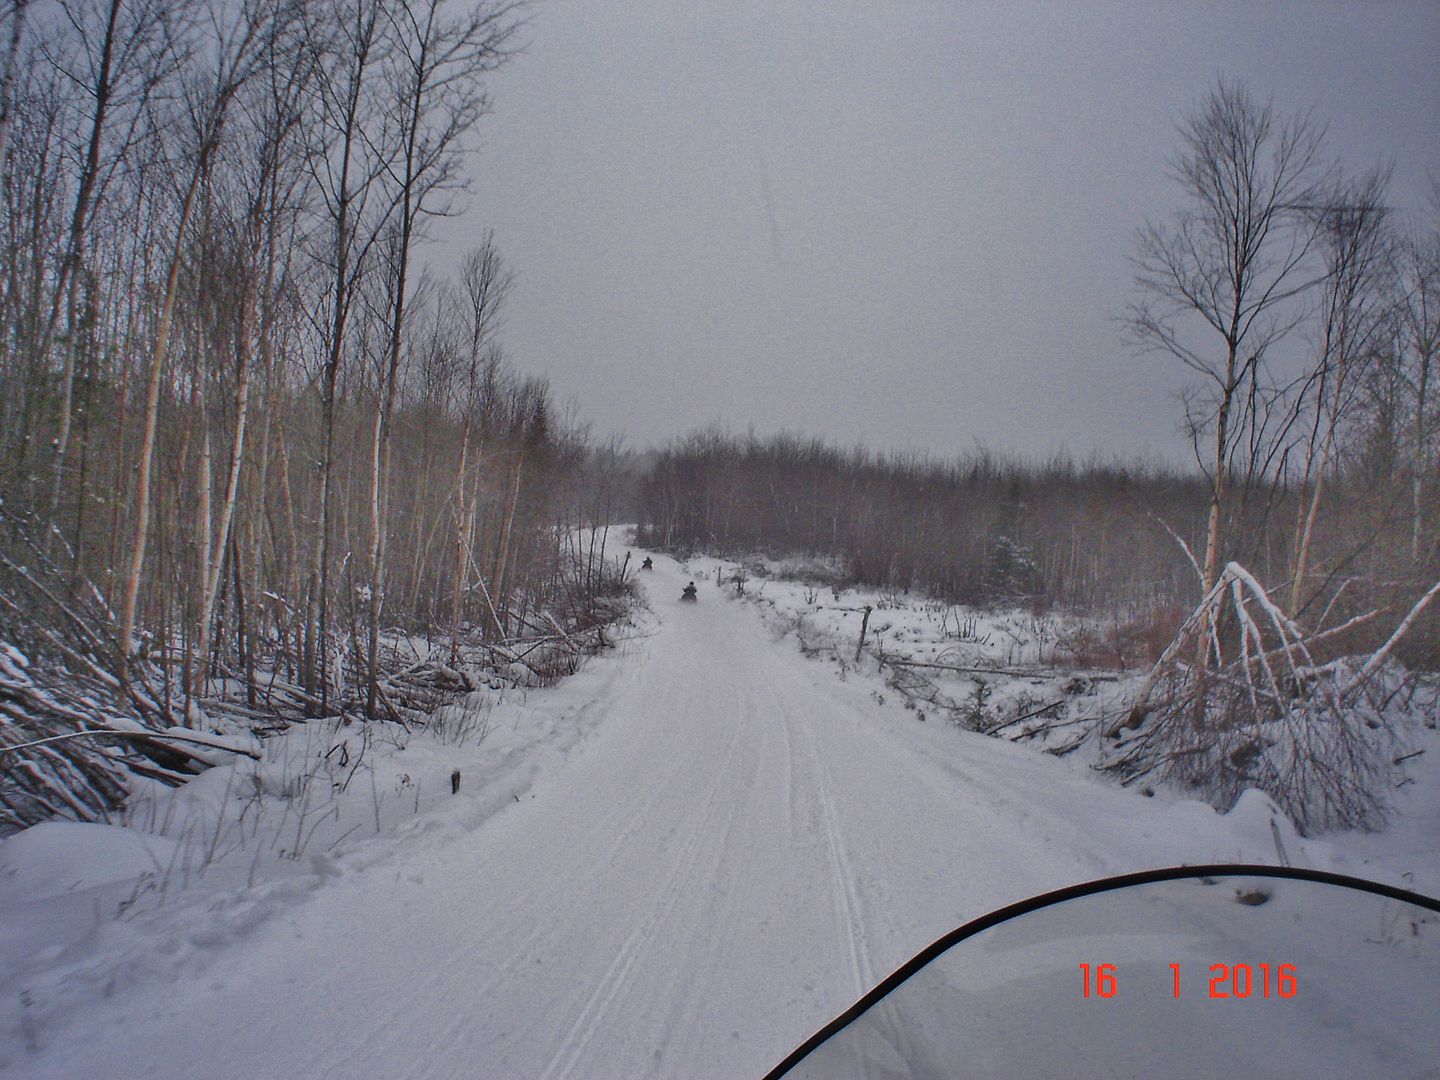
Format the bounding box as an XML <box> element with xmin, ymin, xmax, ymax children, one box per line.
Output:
<box><xmin>1</xmin><ymin>548</ymin><xmax>1436</xmax><ymax>1077</ymax></box>
<box><xmin>678</xmin><ymin>550</ymin><xmax>1440</xmax><ymax>889</ymax></box>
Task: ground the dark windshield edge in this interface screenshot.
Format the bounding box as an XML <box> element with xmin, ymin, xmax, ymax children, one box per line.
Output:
<box><xmin>761</xmin><ymin>863</ymin><xmax>1440</xmax><ymax>1080</ymax></box>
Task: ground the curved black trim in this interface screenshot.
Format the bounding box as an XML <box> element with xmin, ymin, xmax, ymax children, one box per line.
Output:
<box><xmin>762</xmin><ymin>863</ymin><xmax>1440</xmax><ymax>1080</ymax></box>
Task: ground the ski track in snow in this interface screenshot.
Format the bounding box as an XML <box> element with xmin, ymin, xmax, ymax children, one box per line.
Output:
<box><xmin>4</xmin><ymin>552</ymin><xmax>1379</xmax><ymax>1079</ymax></box>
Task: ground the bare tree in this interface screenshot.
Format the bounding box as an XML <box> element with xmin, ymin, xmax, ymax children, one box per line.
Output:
<box><xmin>1126</xmin><ymin>81</ymin><xmax>1329</xmax><ymax>715</ymax></box>
<box><xmin>1288</xmin><ymin>168</ymin><xmax>1393</xmax><ymax>615</ymax></box>
<box><xmin>186</xmin><ymin>0</ymin><xmax>309</xmax><ymax>709</ymax></box>
<box><xmin>1127</xmin><ymin>80</ymin><xmax>1328</xmax><ymax>602</ymax></box>
<box><xmin>448</xmin><ymin>237</ymin><xmax>511</xmax><ymax>658</ymax></box>
<box><xmin>40</xmin><ymin>0</ymin><xmax>178</xmax><ymax>530</ymax></box>
<box><xmin>1393</xmin><ymin>205</ymin><xmax>1439</xmax><ymax>564</ymax></box>
<box><xmin>305</xmin><ymin>0</ymin><xmax>396</xmax><ymax>716</ymax></box>
<box><xmin>362</xmin><ymin>0</ymin><xmax>521</xmax><ymax>717</ymax></box>
<box><xmin>115</xmin><ymin>0</ymin><xmax>269</xmax><ymax>703</ymax></box>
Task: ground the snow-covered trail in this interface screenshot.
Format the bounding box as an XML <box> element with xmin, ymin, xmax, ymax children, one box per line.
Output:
<box><xmin>19</xmin><ymin>556</ymin><xmax>1282</xmax><ymax>1079</ymax></box>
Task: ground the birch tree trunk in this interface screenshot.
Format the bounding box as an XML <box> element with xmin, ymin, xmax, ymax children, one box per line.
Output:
<box><xmin>491</xmin><ymin>449</ymin><xmax>523</xmax><ymax>637</ymax></box>
<box><xmin>189</xmin><ymin>275</ymin><xmax>256</xmax><ymax>708</ymax></box>
<box><xmin>115</xmin><ymin>4</ymin><xmax>264</xmax><ymax>698</ymax></box>
<box><xmin>116</xmin><ymin>159</ymin><xmax>208</xmax><ymax>695</ymax></box>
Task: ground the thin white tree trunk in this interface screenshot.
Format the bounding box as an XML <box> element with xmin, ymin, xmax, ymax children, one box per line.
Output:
<box><xmin>116</xmin><ymin>163</ymin><xmax>206</xmax><ymax>693</ymax></box>
<box><xmin>448</xmin><ymin>424</ymin><xmax>472</xmax><ymax>664</ymax></box>
<box><xmin>491</xmin><ymin>450</ymin><xmax>523</xmax><ymax>637</ymax></box>
<box><xmin>1289</xmin><ymin>428</ymin><xmax>1331</xmax><ymax>616</ymax></box>
<box><xmin>190</xmin><ymin>286</ymin><xmax>256</xmax><ymax>710</ymax></box>
<box><xmin>189</xmin><ymin>420</ymin><xmax>214</xmax><ymax>717</ymax></box>
<box><xmin>1414</xmin><ymin>348</ymin><xmax>1431</xmax><ymax>562</ymax></box>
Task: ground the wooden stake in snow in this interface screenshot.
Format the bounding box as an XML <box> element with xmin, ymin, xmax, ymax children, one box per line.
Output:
<box><xmin>855</xmin><ymin>605</ymin><xmax>872</xmax><ymax>662</ymax></box>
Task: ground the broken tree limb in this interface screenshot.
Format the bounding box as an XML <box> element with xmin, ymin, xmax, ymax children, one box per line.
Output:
<box><xmin>1345</xmin><ymin>578</ymin><xmax>1440</xmax><ymax>695</ymax></box>
<box><xmin>0</xmin><ymin>728</ymin><xmax>261</xmax><ymax>760</ymax></box>
<box><xmin>986</xmin><ymin>699</ymin><xmax>1067</xmax><ymax>736</ymax></box>
<box><xmin>882</xmin><ymin>656</ymin><xmax>1119</xmax><ymax>681</ymax></box>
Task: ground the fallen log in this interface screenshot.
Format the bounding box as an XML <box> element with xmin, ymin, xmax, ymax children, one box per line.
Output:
<box><xmin>880</xmin><ymin>656</ymin><xmax>1121</xmax><ymax>681</ymax></box>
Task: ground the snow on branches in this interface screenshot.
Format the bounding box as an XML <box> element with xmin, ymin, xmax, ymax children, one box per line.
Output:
<box><xmin>1105</xmin><ymin>562</ymin><xmax>1439</xmax><ymax>833</ymax></box>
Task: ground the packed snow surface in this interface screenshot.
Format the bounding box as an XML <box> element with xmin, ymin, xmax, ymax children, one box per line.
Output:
<box><xmin>2</xmin><ymin>552</ymin><xmax>1436</xmax><ymax>1078</ymax></box>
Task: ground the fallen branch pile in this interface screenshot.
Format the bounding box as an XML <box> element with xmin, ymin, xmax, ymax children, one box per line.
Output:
<box><xmin>1103</xmin><ymin>562</ymin><xmax>1440</xmax><ymax>832</ymax></box>
<box><xmin>0</xmin><ymin>542</ymin><xmax>263</xmax><ymax>833</ymax></box>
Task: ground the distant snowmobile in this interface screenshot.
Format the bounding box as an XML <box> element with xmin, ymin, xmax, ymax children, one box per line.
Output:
<box><xmin>641</xmin><ymin>556</ymin><xmax>654</xmax><ymax>570</ymax></box>
<box><xmin>680</xmin><ymin>581</ymin><xmax>698</xmax><ymax>602</ymax></box>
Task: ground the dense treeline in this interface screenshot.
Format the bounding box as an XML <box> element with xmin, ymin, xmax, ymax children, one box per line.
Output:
<box><xmin>642</xmin><ymin>434</ymin><xmax>1207</xmax><ymax>610</ymax></box>
<box><xmin>0</xmin><ymin>0</ymin><xmax>627</xmax><ymax>782</ymax></box>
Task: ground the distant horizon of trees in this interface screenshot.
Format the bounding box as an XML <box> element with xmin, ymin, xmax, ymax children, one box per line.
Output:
<box><xmin>638</xmin><ymin>423</ymin><xmax>1435</xmax><ymax>668</ymax></box>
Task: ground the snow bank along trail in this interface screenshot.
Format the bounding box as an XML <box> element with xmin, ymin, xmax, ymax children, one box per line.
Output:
<box><xmin>15</xmin><ymin>554</ymin><xmax>1299</xmax><ymax>1079</ymax></box>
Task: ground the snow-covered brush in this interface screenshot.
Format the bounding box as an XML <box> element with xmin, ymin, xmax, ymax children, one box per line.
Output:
<box><xmin>1104</xmin><ymin>563</ymin><xmax>1440</xmax><ymax>832</ymax></box>
<box><xmin>0</xmin><ymin>643</ymin><xmax>260</xmax><ymax>833</ymax></box>
<box><xmin>0</xmin><ymin>537</ymin><xmax>263</xmax><ymax>834</ymax></box>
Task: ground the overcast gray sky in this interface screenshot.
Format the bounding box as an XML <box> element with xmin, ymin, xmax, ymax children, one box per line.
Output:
<box><xmin>445</xmin><ymin>1</ymin><xmax>1440</xmax><ymax>465</ymax></box>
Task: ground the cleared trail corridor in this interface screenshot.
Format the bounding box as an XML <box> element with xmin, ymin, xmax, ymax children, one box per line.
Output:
<box><xmin>24</xmin><ymin>555</ymin><xmax>1252</xmax><ymax>1079</ymax></box>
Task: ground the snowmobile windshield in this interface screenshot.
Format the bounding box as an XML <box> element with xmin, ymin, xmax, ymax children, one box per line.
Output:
<box><xmin>765</xmin><ymin>865</ymin><xmax>1440</xmax><ymax>1080</ymax></box>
